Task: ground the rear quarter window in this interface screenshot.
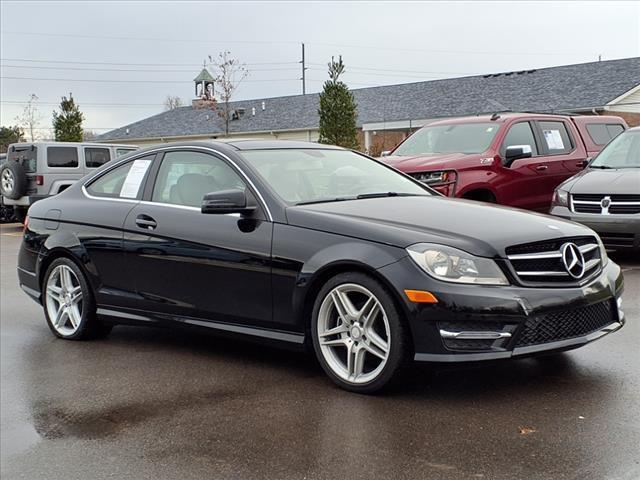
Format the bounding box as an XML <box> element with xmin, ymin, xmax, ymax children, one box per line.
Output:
<box><xmin>585</xmin><ymin>123</ymin><xmax>625</xmax><ymax>145</ymax></box>
<box><xmin>84</xmin><ymin>147</ymin><xmax>111</xmax><ymax>168</ymax></box>
<box><xmin>47</xmin><ymin>146</ymin><xmax>79</xmax><ymax>168</ymax></box>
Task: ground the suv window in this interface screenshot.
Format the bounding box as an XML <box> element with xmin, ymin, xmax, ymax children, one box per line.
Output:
<box><xmin>47</xmin><ymin>146</ymin><xmax>79</xmax><ymax>168</ymax></box>
<box><xmin>537</xmin><ymin>121</ymin><xmax>574</xmax><ymax>154</ymax></box>
<box><xmin>116</xmin><ymin>148</ymin><xmax>137</xmax><ymax>158</ymax></box>
<box><xmin>501</xmin><ymin>122</ymin><xmax>538</xmax><ymax>156</ymax></box>
<box><xmin>86</xmin><ymin>155</ymin><xmax>154</xmax><ymax>198</ymax></box>
<box><xmin>585</xmin><ymin>123</ymin><xmax>625</xmax><ymax>145</ymax></box>
<box><xmin>84</xmin><ymin>147</ymin><xmax>111</xmax><ymax>168</ymax></box>
<box><xmin>152</xmin><ymin>151</ymin><xmax>245</xmax><ymax>208</ymax></box>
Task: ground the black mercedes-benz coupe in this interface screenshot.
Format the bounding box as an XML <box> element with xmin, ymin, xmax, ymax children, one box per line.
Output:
<box><xmin>17</xmin><ymin>140</ymin><xmax>625</xmax><ymax>392</ymax></box>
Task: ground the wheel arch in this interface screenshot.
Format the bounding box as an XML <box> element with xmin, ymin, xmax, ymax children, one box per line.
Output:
<box><xmin>38</xmin><ymin>236</ymin><xmax>98</xmax><ymax>293</ymax></box>
<box><xmin>296</xmin><ymin>260</ymin><xmax>412</xmax><ymax>347</ymax></box>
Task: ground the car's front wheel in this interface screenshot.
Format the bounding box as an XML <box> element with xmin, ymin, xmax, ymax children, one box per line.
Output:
<box><xmin>43</xmin><ymin>258</ymin><xmax>112</xmax><ymax>340</ymax></box>
<box><xmin>311</xmin><ymin>272</ymin><xmax>411</xmax><ymax>393</ymax></box>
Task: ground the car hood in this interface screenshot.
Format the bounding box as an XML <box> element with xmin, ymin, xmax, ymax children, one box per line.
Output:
<box><xmin>562</xmin><ymin>168</ymin><xmax>640</xmax><ymax>194</ymax></box>
<box><xmin>286</xmin><ymin>196</ymin><xmax>592</xmax><ymax>258</ymax></box>
<box><xmin>380</xmin><ymin>153</ymin><xmax>476</xmax><ymax>172</ymax></box>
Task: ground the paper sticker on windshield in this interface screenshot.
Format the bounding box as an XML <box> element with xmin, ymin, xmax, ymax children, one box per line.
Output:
<box><xmin>120</xmin><ymin>159</ymin><xmax>152</xmax><ymax>198</ymax></box>
<box><xmin>543</xmin><ymin>129</ymin><xmax>565</xmax><ymax>150</ymax></box>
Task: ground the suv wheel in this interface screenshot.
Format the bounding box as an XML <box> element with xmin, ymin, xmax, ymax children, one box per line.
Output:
<box><xmin>0</xmin><ymin>162</ymin><xmax>27</xmax><ymax>200</ymax></box>
<box><xmin>311</xmin><ymin>272</ymin><xmax>411</xmax><ymax>393</ymax></box>
<box><xmin>43</xmin><ymin>258</ymin><xmax>112</xmax><ymax>340</ymax></box>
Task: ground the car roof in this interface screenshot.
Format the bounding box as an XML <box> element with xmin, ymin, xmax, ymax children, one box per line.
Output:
<box><xmin>223</xmin><ymin>140</ymin><xmax>344</xmax><ymax>151</ymax></box>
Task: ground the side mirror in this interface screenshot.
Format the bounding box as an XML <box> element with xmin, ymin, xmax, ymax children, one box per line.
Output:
<box><xmin>201</xmin><ymin>189</ymin><xmax>256</xmax><ymax>215</ymax></box>
<box><xmin>504</xmin><ymin>145</ymin><xmax>533</xmax><ymax>167</ymax></box>
<box><xmin>581</xmin><ymin>158</ymin><xmax>591</xmax><ymax>168</ymax></box>
<box><xmin>380</xmin><ymin>150</ymin><xmax>391</xmax><ymax>157</ymax></box>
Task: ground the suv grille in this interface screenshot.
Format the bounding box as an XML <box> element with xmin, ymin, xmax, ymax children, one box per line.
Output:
<box><xmin>515</xmin><ymin>300</ymin><xmax>615</xmax><ymax>347</ymax></box>
<box><xmin>572</xmin><ymin>194</ymin><xmax>640</xmax><ymax>215</ymax></box>
<box><xmin>506</xmin><ymin>236</ymin><xmax>601</xmax><ymax>285</ymax></box>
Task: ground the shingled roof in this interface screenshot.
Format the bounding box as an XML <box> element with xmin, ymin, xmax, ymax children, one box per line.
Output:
<box><xmin>98</xmin><ymin>57</ymin><xmax>640</xmax><ymax>141</ymax></box>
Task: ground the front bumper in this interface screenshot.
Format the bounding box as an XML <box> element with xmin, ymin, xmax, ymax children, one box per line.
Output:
<box><xmin>377</xmin><ymin>256</ymin><xmax>625</xmax><ymax>362</ymax></box>
<box><xmin>549</xmin><ymin>205</ymin><xmax>640</xmax><ymax>251</ymax></box>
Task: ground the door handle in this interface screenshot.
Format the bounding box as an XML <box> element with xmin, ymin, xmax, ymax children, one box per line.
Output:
<box><xmin>135</xmin><ymin>214</ymin><xmax>157</xmax><ymax>230</ymax></box>
<box><xmin>536</xmin><ymin>165</ymin><xmax>548</xmax><ymax>171</ymax></box>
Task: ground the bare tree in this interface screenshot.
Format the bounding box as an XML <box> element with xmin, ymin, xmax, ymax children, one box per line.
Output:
<box><xmin>83</xmin><ymin>130</ymin><xmax>99</xmax><ymax>141</ymax></box>
<box><xmin>15</xmin><ymin>94</ymin><xmax>42</xmax><ymax>141</ymax></box>
<box><xmin>164</xmin><ymin>95</ymin><xmax>184</xmax><ymax>111</ymax></box>
<box><xmin>208</xmin><ymin>51</ymin><xmax>249</xmax><ymax>136</ymax></box>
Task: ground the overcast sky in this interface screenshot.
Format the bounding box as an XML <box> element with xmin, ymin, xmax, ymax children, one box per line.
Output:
<box><xmin>1</xmin><ymin>0</ymin><xmax>638</xmax><ymax>138</ymax></box>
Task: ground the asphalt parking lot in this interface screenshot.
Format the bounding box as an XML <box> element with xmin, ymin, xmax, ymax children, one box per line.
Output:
<box><xmin>1</xmin><ymin>222</ymin><xmax>638</xmax><ymax>480</ymax></box>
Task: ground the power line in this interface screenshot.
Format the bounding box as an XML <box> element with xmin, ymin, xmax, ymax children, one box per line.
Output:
<box><xmin>1</xmin><ymin>76</ymin><xmax>300</xmax><ymax>84</ymax></box>
<box><xmin>0</xmin><ymin>58</ymin><xmax>300</xmax><ymax>67</ymax></box>
<box><xmin>308</xmin><ymin>62</ymin><xmax>480</xmax><ymax>76</ymax></box>
<box><xmin>0</xmin><ymin>64</ymin><xmax>300</xmax><ymax>73</ymax></box>
<box><xmin>308</xmin><ymin>67</ymin><xmax>466</xmax><ymax>80</ymax></box>
<box><xmin>307</xmin><ymin>42</ymin><xmax>590</xmax><ymax>57</ymax></box>
<box><xmin>2</xmin><ymin>30</ymin><xmax>299</xmax><ymax>45</ymax></box>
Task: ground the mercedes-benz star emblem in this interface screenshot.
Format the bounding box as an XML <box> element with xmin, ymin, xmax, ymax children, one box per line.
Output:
<box><xmin>561</xmin><ymin>242</ymin><xmax>585</xmax><ymax>279</ymax></box>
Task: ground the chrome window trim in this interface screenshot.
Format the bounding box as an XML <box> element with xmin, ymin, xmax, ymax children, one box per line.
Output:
<box><xmin>81</xmin><ymin>144</ymin><xmax>274</xmax><ymax>221</ymax></box>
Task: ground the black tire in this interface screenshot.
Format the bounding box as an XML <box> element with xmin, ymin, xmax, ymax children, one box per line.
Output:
<box><xmin>0</xmin><ymin>162</ymin><xmax>27</xmax><ymax>200</ymax></box>
<box><xmin>42</xmin><ymin>257</ymin><xmax>112</xmax><ymax>340</ymax></box>
<box><xmin>0</xmin><ymin>203</ymin><xmax>15</xmax><ymax>223</ymax></box>
<box><xmin>12</xmin><ymin>207</ymin><xmax>27</xmax><ymax>224</ymax></box>
<box><xmin>310</xmin><ymin>272</ymin><xmax>411</xmax><ymax>394</ymax></box>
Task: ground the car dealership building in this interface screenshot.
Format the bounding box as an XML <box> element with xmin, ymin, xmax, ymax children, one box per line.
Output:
<box><xmin>98</xmin><ymin>57</ymin><xmax>640</xmax><ymax>156</ymax></box>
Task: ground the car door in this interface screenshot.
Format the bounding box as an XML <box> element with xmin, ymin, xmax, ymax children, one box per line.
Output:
<box><xmin>122</xmin><ymin>149</ymin><xmax>274</xmax><ymax>329</ymax></box>
<box><xmin>495</xmin><ymin>121</ymin><xmax>550</xmax><ymax>211</ymax></box>
<box><xmin>77</xmin><ymin>154</ymin><xmax>156</xmax><ymax>307</ymax></box>
<box><xmin>533</xmin><ymin>119</ymin><xmax>584</xmax><ymax>207</ymax></box>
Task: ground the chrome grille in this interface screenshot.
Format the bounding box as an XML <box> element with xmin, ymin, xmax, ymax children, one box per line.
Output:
<box><xmin>506</xmin><ymin>236</ymin><xmax>601</xmax><ymax>285</ymax></box>
<box><xmin>572</xmin><ymin>194</ymin><xmax>640</xmax><ymax>215</ymax></box>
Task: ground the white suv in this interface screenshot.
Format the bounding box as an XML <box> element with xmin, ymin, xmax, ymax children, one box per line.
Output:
<box><xmin>0</xmin><ymin>142</ymin><xmax>138</xmax><ymax>222</ymax></box>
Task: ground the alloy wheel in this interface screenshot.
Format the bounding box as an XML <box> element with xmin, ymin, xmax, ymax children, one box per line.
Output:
<box><xmin>45</xmin><ymin>265</ymin><xmax>84</xmax><ymax>336</ymax></box>
<box><xmin>1</xmin><ymin>169</ymin><xmax>14</xmax><ymax>194</ymax></box>
<box><xmin>317</xmin><ymin>283</ymin><xmax>390</xmax><ymax>384</ymax></box>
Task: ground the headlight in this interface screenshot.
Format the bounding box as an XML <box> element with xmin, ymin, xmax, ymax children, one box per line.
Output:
<box><xmin>406</xmin><ymin>243</ymin><xmax>509</xmax><ymax>285</ymax></box>
<box><xmin>413</xmin><ymin>170</ymin><xmax>455</xmax><ymax>185</ymax></box>
<box><xmin>596</xmin><ymin>234</ymin><xmax>609</xmax><ymax>267</ymax></box>
<box><xmin>551</xmin><ymin>189</ymin><xmax>569</xmax><ymax>207</ymax></box>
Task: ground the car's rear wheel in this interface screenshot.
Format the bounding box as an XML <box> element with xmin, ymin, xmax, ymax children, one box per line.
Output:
<box><xmin>311</xmin><ymin>272</ymin><xmax>411</xmax><ymax>393</ymax></box>
<box><xmin>43</xmin><ymin>258</ymin><xmax>112</xmax><ymax>340</ymax></box>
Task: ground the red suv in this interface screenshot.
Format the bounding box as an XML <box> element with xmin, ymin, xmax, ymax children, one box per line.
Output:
<box><xmin>380</xmin><ymin>113</ymin><xmax>627</xmax><ymax>212</ymax></box>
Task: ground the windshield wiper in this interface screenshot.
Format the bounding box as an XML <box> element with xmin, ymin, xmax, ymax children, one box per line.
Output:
<box><xmin>355</xmin><ymin>192</ymin><xmax>420</xmax><ymax>199</ymax></box>
<box><xmin>296</xmin><ymin>197</ymin><xmax>353</xmax><ymax>206</ymax></box>
<box><xmin>590</xmin><ymin>165</ymin><xmax>613</xmax><ymax>169</ymax></box>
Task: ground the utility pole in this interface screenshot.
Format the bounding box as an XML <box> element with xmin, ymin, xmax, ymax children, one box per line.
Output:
<box><xmin>301</xmin><ymin>42</ymin><xmax>307</xmax><ymax>95</ymax></box>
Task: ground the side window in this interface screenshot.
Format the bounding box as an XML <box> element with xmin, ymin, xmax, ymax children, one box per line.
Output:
<box><xmin>116</xmin><ymin>148</ymin><xmax>137</xmax><ymax>158</ymax></box>
<box><xmin>86</xmin><ymin>155</ymin><xmax>154</xmax><ymax>198</ymax></box>
<box><xmin>501</xmin><ymin>122</ymin><xmax>538</xmax><ymax>156</ymax></box>
<box><xmin>538</xmin><ymin>121</ymin><xmax>574</xmax><ymax>155</ymax></box>
<box><xmin>47</xmin><ymin>147</ymin><xmax>79</xmax><ymax>168</ymax></box>
<box><xmin>585</xmin><ymin>124</ymin><xmax>625</xmax><ymax>146</ymax></box>
<box><xmin>84</xmin><ymin>147</ymin><xmax>111</xmax><ymax>168</ymax></box>
<box><xmin>152</xmin><ymin>151</ymin><xmax>246</xmax><ymax>208</ymax></box>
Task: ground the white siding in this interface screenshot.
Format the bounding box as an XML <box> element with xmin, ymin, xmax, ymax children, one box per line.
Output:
<box><xmin>606</xmin><ymin>85</ymin><xmax>640</xmax><ymax>113</ymax></box>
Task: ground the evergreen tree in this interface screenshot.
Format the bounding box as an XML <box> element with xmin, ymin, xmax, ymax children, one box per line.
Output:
<box><xmin>0</xmin><ymin>125</ymin><xmax>24</xmax><ymax>153</ymax></box>
<box><xmin>318</xmin><ymin>56</ymin><xmax>359</xmax><ymax>150</ymax></box>
<box><xmin>53</xmin><ymin>94</ymin><xmax>84</xmax><ymax>142</ymax></box>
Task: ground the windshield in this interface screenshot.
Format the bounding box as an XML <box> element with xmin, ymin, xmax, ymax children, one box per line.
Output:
<box><xmin>393</xmin><ymin>122</ymin><xmax>500</xmax><ymax>156</ymax></box>
<box><xmin>240</xmin><ymin>149</ymin><xmax>431</xmax><ymax>204</ymax></box>
<box><xmin>590</xmin><ymin>130</ymin><xmax>640</xmax><ymax>168</ymax></box>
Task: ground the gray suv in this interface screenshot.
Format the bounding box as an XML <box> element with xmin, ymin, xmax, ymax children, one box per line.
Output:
<box><xmin>1</xmin><ymin>142</ymin><xmax>138</xmax><ymax>222</ymax></box>
<box><xmin>550</xmin><ymin>126</ymin><xmax>640</xmax><ymax>251</ymax></box>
